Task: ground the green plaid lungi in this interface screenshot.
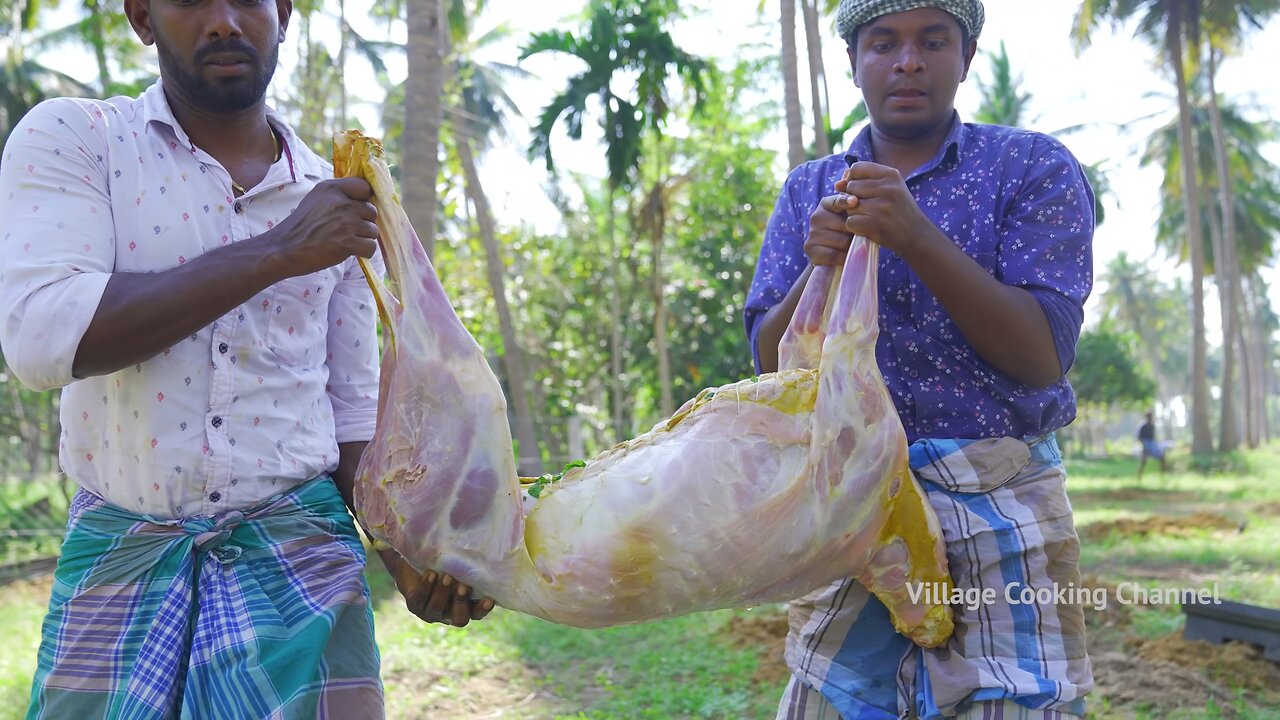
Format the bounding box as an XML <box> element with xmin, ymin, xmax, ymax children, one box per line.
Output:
<box><xmin>25</xmin><ymin>476</ymin><xmax>383</xmax><ymax>719</ymax></box>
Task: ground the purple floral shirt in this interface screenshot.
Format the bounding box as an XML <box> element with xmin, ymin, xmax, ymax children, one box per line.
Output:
<box><xmin>745</xmin><ymin>115</ymin><xmax>1094</xmax><ymax>442</ymax></box>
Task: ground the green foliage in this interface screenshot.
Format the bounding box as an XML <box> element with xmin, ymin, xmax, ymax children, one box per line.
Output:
<box><xmin>973</xmin><ymin>40</ymin><xmax>1031</xmax><ymax>127</ymax></box>
<box><xmin>520</xmin><ymin>0</ymin><xmax>712</xmax><ymax>190</ymax></box>
<box><xmin>366</xmin><ymin>557</ymin><xmax>786</xmax><ymax>720</ymax></box>
<box><xmin>826</xmin><ymin>100</ymin><xmax>867</xmax><ymax>153</ymax></box>
<box><xmin>1070</xmin><ymin>323</ymin><xmax>1158</xmax><ymax>409</ymax></box>
<box><xmin>0</xmin><ymin>475</ymin><xmax>67</xmax><ymax>569</ymax></box>
<box><xmin>1142</xmin><ymin>86</ymin><xmax>1280</xmax><ymax>274</ymax></box>
<box><xmin>661</xmin><ymin>59</ymin><xmax>781</xmax><ymax>400</ymax></box>
<box><xmin>424</xmin><ymin>56</ymin><xmax>782</xmax><ymax>453</ymax></box>
<box><xmin>1097</xmin><ymin>252</ymin><xmax>1192</xmax><ymax>400</ymax></box>
<box><xmin>1187</xmin><ymin>448</ymin><xmax>1253</xmax><ymax>475</ymax></box>
<box><xmin>1081</xmin><ymin>160</ymin><xmax>1111</xmax><ymax>226</ymax></box>
<box><xmin>0</xmin><ymin>363</ymin><xmax>61</xmax><ymax>478</ymax></box>
<box><xmin>526</xmin><ymin>460</ymin><xmax>585</xmax><ymax>499</ymax></box>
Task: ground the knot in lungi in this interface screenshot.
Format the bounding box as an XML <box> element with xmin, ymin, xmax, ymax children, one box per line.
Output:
<box><xmin>191</xmin><ymin>510</ymin><xmax>247</xmax><ymax>564</ymax></box>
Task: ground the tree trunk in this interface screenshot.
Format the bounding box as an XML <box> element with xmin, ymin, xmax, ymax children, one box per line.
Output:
<box><xmin>1206</xmin><ymin>47</ymin><xmax>1243</xmax><ymax>452</ymax></box>
<box><xmin>1245</xmin><ymin>275</ymin><xmax>1272</xmax><ymax>444</ymax></box>
<box><xmin>608</xmin><ymin>195</ymin><xmax>625</xmax><ymax>442</ymax></box>
<box><xmin>652</xmin><ymin>214</ymin><xmax>673</xmax><ymax>418</ymax></box>
<box><xmin>1239</xmin><ymin>275</ymin><xmax>1263</xmax><ymax>447</ymax></box>
<box><xmin>85</xmin><ymin>0</ymin><xmax>110</xmax><ymax>95</ymax></box>
<box><xmin>1168</xmin><ymin>10</ymin><xmax>1212</xmax><ymax>456</ymax></box>
<box><xmin>646</xmin><ymin>183</ymin><xmax>674</xmax><ymax>418</ymax></box>
<box><xmin>1206</xmin><ymin>190</ymin><xmax>1238</xmax><ymax>452</ymax></box>
<box><xmin>1113</xmin><ymin>275</ymin><xmax>1172</xmax><ymax>431</ymax></box>
<box><xmin>529</xmin><ymin>357</ymin><xmax>562</xmax><ymax>464</ymax></box>
<box><xmin>454</xmin><ymin>131</ymin><xmax>542</xmax><ymax>474</ymax></box>
<box><xmin>337</xmin><ymin>0</ymin><xmax>349</xmax><ymax>129</ymax></box>
<box><xmin>780</xmin><ymin>0</ymin><xmax>806</xmax><ymax>169</ymax></box>
<box><xmin>800</xmin><ymin>0</ymin><xmax>830</xmax><ymax>157</ymax></box>
<box><xmin>645</xmin><ymin>138</ymin><xmax>674</xmax><ymax>419</ymax></box>
<box><xmin>404</xmin><ymin>0</ymin><xmax>447</xmax><ymax>259</ymax></box>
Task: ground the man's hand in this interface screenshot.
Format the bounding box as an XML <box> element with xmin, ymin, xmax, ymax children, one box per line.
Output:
<box><xmin>806</xmin><ymin>193</ymin><xmax>858</xmax><ymax>266</ymax></box>
<box><xmin>265</xmin><ymin>177</ymin><xmax>381</xmax><ymax>280</ymax></box>
<box><xmin>837</xmin><ymin>162</ymin><xmax>940</xmax><ymax>259</ymax></box>
<box><xmin>378</xmin><ymin>548</ymin><xmax>495</xmax><ymax>627</ymax></box>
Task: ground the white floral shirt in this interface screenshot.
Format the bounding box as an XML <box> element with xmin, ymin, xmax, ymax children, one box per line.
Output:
<box><xmin>0</xmin><ymin>80</ymin><xmax>381</xmax><ymax>519</ymax></box>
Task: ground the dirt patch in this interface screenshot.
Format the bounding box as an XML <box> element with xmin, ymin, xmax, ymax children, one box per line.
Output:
<box><xmin>1088</xmin><ymin>624</ymin><xmax>1280</xmax><ymax>717</ymax></box>
<box><xmin>0</xmin><ymin>575</ymin><xmax>53</xmax><ymax>605</ymax></box>
<box><xmin>1089</xmin><ymin>650</ymin><xmax>1241</xmax><ymax>716</ymax></box>
<box><xmin>1081</xmin><ymin>512</ymin><xmax>1243</xmax><ymax>542</ymax></box>
<box><xmin>384</xmin><ymin>662</ymin><xmax>574</xmax><ymax>719</ymax></box>
<box><xmin>1135</xmin><ymin>635</ymin><xmax>1280</xmax><ymax>699</ymax></box>
<box><xmin>710</xmin><ymin>595</ymin><xmax>1280</xmax><ymax>718</ymax></box>
<box><xmin>1252</xmin><ymin>501</ymin><xmax>1280</xmax><ymax>517</ymax></box>
<box><xmin>1080</xmin><ymin>576</ymin><xmax>1133</xmax><ymax>650</ymax></box>
<box><xmin>724</xmin><ymin>610</ymin><xmax>791</xmax><ymax>686</ymax></box>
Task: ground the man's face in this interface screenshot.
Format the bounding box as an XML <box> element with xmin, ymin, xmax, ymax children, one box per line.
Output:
<box><xmin>848</xmin><ymin>7</ymin><xmax>977</xmax><ymax>141</ymax></box>
<box><xmin>127</xmin><ymin>0</ymin><xmax>291</xmax><ymax>113</ymax></box>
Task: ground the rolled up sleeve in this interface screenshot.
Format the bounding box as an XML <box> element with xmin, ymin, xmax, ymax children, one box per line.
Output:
<box><xmin>744</xmin><ymin>160</ymin><xmax>833</xmax><ymax>373</ymax></box>
<box><xmin>0</xmin><ymin>99</ymin><xmax>115</xmax><ymax>391</ymax></box>
<box><xmin>326</xmin><ymin>251</ymin><xmax>384</xmax><ymax>443</ymax></box>
<box><xmin>996</xmin><ymin>137</ymin><xmax>1095</xmax><ymax>377</ymax></box>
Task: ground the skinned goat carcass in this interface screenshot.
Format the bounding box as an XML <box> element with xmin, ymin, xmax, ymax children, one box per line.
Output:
<box><xmin>335</xmin><ymin>131</ymin><xmax>954</xmax><ymax>646</ymax></box>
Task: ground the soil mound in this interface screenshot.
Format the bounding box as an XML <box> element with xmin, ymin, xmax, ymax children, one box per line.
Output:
<box><xmin>725</xmin><ymin>609</ymin><xmax>791</xmax><ymax>686</ymax></box>
<box><xmin>1081</xmin><ymin>512</ymin><xmax>1242</xmax><ymax>542</ymax></box>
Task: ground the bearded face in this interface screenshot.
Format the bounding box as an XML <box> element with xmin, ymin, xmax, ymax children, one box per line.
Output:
<box><xmin>128</xmin><ymin>0</ymin><xmax>289</xmax><ymax>114</ymax></box>
<box><xmin>154</xmin><ymin>32</ymin><xmax>278</xmax><ymax>113</ymax></box>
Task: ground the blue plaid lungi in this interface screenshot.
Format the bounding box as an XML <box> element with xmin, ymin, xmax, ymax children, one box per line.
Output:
<box><xmin>25</xmin><ymin>476</ymin><xmax>383</xmax><ymax>719</ymax></box>
<box><xmin>778</xmin><ymin>435</ymin><xmax>1092</xmax><ymax>719</ymax></box>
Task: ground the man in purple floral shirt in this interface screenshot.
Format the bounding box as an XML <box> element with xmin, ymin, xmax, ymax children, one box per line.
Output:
<box><xmin>746</xmin><ymin>1</ymin><xmax>1095</xmax><ymax>718</ymax></box>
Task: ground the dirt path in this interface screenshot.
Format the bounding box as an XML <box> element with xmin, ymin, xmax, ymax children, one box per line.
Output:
<box><xmin>721</xmin><ymin>588</ymin><xmax>1280</xmax><ymax>720</ymax></box>
<box><xmin>384</xmin><ymin>663</ymin><xmax>573</xmax><ymax>719</ymax></box>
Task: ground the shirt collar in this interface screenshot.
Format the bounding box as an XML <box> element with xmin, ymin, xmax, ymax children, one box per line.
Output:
<box><xmin>842</xmin><ymin>111</ymin><xmax>967</xmax><ymax>178</ymax></box>
<box><xmin>139</xmin><ymin>78</ymin><xmax>324</xmax><ymax>183</ymax></box>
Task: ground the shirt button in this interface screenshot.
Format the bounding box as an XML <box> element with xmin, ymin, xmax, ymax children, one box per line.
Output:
<box><xmin>234</xmin><ymin>201</ymin><xmax>243</xmax><ymax>214</ymax></box>
<box><xmin>211</xmin><ymin>416</ymin><xmax>223</xmax><ymax>428</ymax></box>
<box><xmin>908</xmin><ymin>369</ymin><xmax>919</xmax><ymax>379</ymax></box>
<box><xmin>209</xmin><ymin>491</ymin><xmax>222</xmax><ymax>502</ymax></box>
<box><xmin>218</xmin><ymin>342</ymin><xmax>229</xmax><ymax>354</ymax></box>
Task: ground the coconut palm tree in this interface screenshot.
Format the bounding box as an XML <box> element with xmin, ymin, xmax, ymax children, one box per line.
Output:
<box><xmin>1143</xmin><ymin>90</ymin><xmax>1280</xmax><ymax>450</ymax></box>
<box><xmin>973</xmin><ymin>41</ymin><xmax>1031</xmax><ymax>126</ymax></box>
<box><xmin>276</xmin><ymin>0</ymin><xmax>342</xmax><ymax>150</ymax></box>
<box><xmin>1098</xmin><ymin>253</ymin><xmax>1190</xmax><ymax>434</ymax></box>
<box><xmin>972</xmin><ymin>40</ymin><xmax>1113</xmax><ymax>224</ymax></box>
<box><xmin>1</xmin><ymin>0</ymin><xmax>96</xmax><ymax>146</ymax></box>
<box><xmin>445</xmin><ymin>11</ymin><xmax>543</xmax><ymax>473</ymax></box>
<box><xmin>522</xmin><ymin>0</ymin><xmax>708</xmax><ymax>435</ymax></box>
<box><xmin>1200</xmin><ymin>0</ymin><xmax>1279</xmax><ymax>448</ymax></box>
<box><xmin>800</xmin><ymin>0</ymin><xmax>830</xmax><ymax>157</ymax></box>
<box><xmin>403</xmin><ymin>0</ymin><xmax>447</xmax><ymax>258</ymax></box>
<box><xmin>779</xmin><ymin>0</ymin><xmax>805</xmax><ymax>167</ymax></box>
<box><xmin>1073</xmin><ymin>0</ymin><xmax>1213</xmax><ymax>454</ymax></box>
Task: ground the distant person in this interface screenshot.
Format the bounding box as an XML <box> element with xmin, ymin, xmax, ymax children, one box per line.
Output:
<box><xmin>744</xmin><ymin>0</ymin><xmax>1095</xmax><ymax>718</ymax></box>
<box><xmin>1137</xmin><ymin>411</ymin><xmax>1169</xmax><ymax>479</ymax></box>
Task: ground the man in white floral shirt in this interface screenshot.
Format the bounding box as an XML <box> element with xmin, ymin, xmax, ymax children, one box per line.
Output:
<box><xmin>0</xmin><ymin>0</ymin><xmax>488</xmax><ymax>717</ymax></box>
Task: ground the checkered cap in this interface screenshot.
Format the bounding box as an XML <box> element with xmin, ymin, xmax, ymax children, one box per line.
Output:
<box><xmin>835</xmin><ymin>0</ymin><xmax>985</xmax><ymax>45</ymax></box>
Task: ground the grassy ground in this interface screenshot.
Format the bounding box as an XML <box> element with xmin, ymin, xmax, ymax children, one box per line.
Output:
<box><xmin>1064</xmin><ymin>445</ymin><xmax>1280</xmax><ymax>720</ymax></box>
<box><xmin>0</xmin><ymin>476</ymin><xmax>68</xmax><ymax>569</ymax></box>
<box><xmin>1</xmin><ymin>444</ymin><xmax>1278</xmax><ymax>719</ymax></box>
